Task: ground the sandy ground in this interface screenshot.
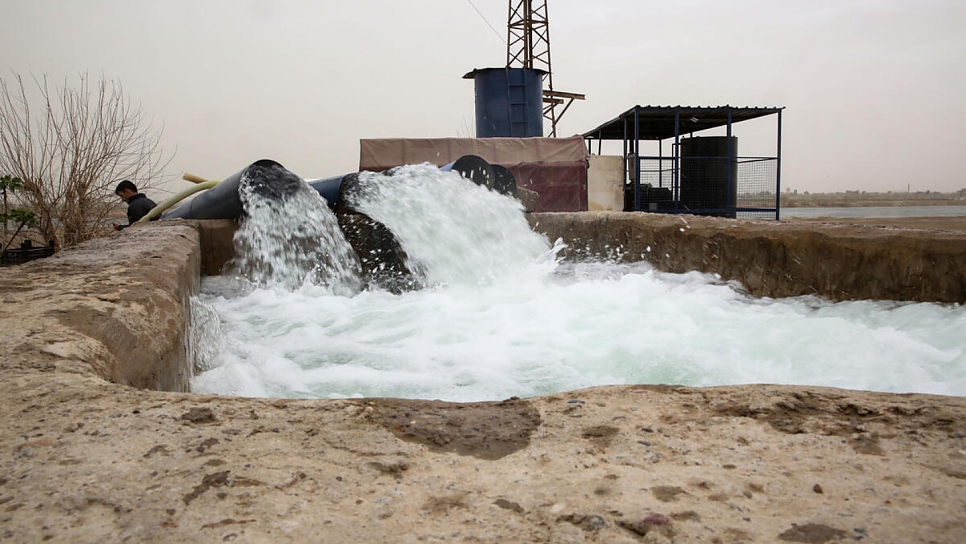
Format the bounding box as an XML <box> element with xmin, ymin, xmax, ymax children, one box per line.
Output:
<box><xmin>1</xmin><ymin>220</ymin><xmax>964</xmax><ymax>543</ymax></box>
<box><xmin>2</xmin><ymin>371</ymin><xmax>965</xmax><ymax>543</ymax></box>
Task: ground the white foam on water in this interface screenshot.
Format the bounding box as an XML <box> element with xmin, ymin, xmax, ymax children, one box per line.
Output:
<box><xmin>190</xmin><ymin>166</ymin><xmax>966</xmax><ymax>401</ymax></box>
<box><xmin>227</xmin><ymin>163</ymin><xmax>362</xmax><ymax>294</ymax></box>
<box><xmin>342</xmin><ymin>164</ymin><xmax>559</xmax><ymax>287</ymax></box>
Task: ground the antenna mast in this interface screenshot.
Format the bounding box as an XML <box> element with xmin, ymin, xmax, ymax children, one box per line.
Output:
<box><xmin>506</xmin><ymin>0</ymin><xmax>583</xmax><ymax>137</ymax></box>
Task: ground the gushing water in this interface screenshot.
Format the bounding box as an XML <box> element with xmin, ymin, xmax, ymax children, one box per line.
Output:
<box><xmin>227</xmin><ymin>162</ymin><xmax>362</xmax><ymax>294</ymax></box>
<box><xmin>191</xmin><ymin>165</ymin><xmax>966</xmax><ymax>401</ymax></box>
<box><xmin>342</xmin><ymin>164</ymin><xmax>558</xmax><ymax>288</ymax></box>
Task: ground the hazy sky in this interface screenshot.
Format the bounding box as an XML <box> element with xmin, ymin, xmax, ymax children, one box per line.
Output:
<box><xmin>2</xmin><ymin>0</ymin><xmax>964</xmax><ymax>196</ymax></box>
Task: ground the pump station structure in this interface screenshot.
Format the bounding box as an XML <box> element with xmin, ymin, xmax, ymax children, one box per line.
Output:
<box><xmin>583</xmin><ymin>105</ymin><xmax>784</xmax><ymax>219</ymax></box>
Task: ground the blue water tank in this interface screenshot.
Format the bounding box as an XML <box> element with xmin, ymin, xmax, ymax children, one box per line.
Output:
<box><xmin>463</xmin><ymin>67</ymin><xmax>544</xmax><ymax>138</ymax></box>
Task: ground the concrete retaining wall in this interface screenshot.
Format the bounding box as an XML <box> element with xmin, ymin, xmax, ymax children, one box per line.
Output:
<box><xmin>0</xmin><ymin>221</ymin><xmax>200</xmax><ymax>391</ymax></box>
<box><xmin>587</xmin><ymin>155</ymin><xmax>623</xmax><ymax>211</ymax></box>
<box><xmin>528</xmin><ymin>212</ymin><xmax>966</xmax><ymax>303</ymax></box>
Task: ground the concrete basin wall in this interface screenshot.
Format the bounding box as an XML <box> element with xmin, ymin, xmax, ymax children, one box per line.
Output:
<box><xmin>528</xmin><ymin>212</ymin><xmax>966</xmax><ymax>303</ymax></box>
<box><xmin>0</xmin><ymin>221</ymin><xmax>200</xmax><ymax>392</ymax></box>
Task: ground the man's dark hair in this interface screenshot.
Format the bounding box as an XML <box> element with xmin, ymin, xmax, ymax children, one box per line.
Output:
<box><xmin>115</xmin><ymin>180</ymin><xmax>138</xmax><ymax>195</ymax></box>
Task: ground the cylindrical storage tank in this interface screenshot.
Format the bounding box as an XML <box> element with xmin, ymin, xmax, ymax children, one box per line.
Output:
<box><xmin>679</xmin><ymin>136</ymin><xmax>738</xmax><ymax>218</ymax></box>
<box><xmin>463</xmin><ymin>67</ymin><xmax>544</xmax><ymax>138</ymax></box>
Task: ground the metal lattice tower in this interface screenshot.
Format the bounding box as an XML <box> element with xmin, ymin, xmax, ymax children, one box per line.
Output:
<box><xmin>506</xmin><ymin>0</ymin><xmax>583</xmax><ymax>137</ymax></box>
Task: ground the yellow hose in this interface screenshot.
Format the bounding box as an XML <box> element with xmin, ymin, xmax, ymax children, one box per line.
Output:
<box><xmin>139</xmin><ymin>180</ymin><xmax>220</xmax><ymax>223</ymax></box>
<box><xmin>182</xmin><ymin>172</ymin><xmax>209</xmax><ymax>184</ymax></box>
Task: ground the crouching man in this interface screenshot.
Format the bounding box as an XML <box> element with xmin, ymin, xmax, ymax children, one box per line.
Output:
<box><xmin>113</xmin><ymin>180</ymin><xmax>157</xmax><ymax>230</ymax></box>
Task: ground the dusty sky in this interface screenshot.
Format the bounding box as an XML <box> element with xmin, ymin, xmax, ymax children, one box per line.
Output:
<box><xmin>2</xmin><ymin>0</ymin><xmax>964</xmax><ymax>197</ymax></box>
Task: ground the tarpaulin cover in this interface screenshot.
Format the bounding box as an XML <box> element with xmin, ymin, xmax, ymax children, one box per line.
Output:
<box><xmin>358</xmin><ymin>137</ymin><xmax>589</xmax><ymax>212</ymax></box>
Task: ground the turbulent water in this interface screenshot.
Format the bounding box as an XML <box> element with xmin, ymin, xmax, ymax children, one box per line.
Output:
<box><xmin>190</xmin><ymin>165</ymin><xmax>966</xmax><ymax>401</ymax></box>
<box><xmin>341</xmin><ymin>164</ymin><xmax>557</xmax><ymax>288</ymax></box>
<box><xmin>226</xmin><ymin>162</ymin><xmax>362</xmax><ymax>294</ymax></box>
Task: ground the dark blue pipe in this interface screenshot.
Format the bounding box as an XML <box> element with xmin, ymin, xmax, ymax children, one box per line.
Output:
<box><xmin>441</xmin><ymin>154</ymin><xmax>494</xmax><ymax>189</ymax></box>
<box><xmin>162</xmin><ymin>155</ymin><xmax>515</xmax><ymax>221</ymax></box>
<box><xmin>307</xmin><ymin>175</ymin><xmax>345</xmax><ymax>208</ymax></box>
<box><xmin>163</xmin><ymin>159</ymin><xmax>282</xmax><ymax>220</ymax></box>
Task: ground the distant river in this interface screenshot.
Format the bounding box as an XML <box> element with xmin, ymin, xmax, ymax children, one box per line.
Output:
<box><xmin>781</xmin><ymin>205</ymin><xmax>966</xmax><ymax>219</ymax></box>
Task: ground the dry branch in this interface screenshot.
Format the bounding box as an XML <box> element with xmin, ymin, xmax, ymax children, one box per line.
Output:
<box><xmin>0</xmin><ymin>73</ymin><xmax>172</xmax><ymax>247</ymax></box>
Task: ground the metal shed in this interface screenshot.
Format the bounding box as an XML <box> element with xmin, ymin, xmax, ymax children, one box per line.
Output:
<box><xmin>582</xmin><ymin>105</ymin><xmax>784</xmax><ymax>219</ymax></box>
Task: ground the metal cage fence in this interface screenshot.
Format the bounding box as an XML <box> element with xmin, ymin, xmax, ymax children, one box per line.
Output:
<box><xmin>626</xmin><ymin>156</ymin><xmax>779</xmax><ymax>219</ymax></box>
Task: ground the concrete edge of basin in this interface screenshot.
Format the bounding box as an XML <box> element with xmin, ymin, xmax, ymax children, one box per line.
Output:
<box><xmin>0</xmin><ymin>220</ymin><xmax>200</xmax><ymax>392</ymax></box>
<box><xmin>528</xmin><ymin>212</ymin><xmax>966</xmax><ymax>303</ymax></box>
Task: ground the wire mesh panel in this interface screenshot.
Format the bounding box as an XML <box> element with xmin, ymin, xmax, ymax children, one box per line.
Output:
<box><xmin>627</xmin><ymin>156</ymin><xmax>779</xmax><ymax>219</ymax></box>
<box><xmin>639</xmin><ymin>158</ymin><xmax>675</xmax><ymax>190</ymax></box>
<box><xmin>736</xmin><ymin>158</ymin><xmax>779</xmax><ymax>218</ymax></box>
<box><xmin>625</xmin><ymin>157</ymin><xmax>676</xmax><ymax>211</ymax></box>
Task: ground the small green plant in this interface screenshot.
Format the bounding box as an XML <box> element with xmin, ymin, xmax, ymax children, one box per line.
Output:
<box><xmin>0</xmin><ymin>174</ymin><xmax>37</xmax><ymax>261</ymax></box>
<box><xmin>1</xmin><ymin>174</ymin><xmax>24</xmax><ymax>237</ymax></box>
<box><xmin>0</xmin><ymin>208</ymin><xmax>38</xmax><ymax>260</ymax></box>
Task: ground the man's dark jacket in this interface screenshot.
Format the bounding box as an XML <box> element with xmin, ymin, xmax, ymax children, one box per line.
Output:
<box><xmin>127</xmin><ymin>193</ymin><xmax>158</xmax><ymax>224</ymax></box>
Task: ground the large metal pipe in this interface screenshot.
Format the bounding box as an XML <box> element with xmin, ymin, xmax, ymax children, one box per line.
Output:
<box><xmin>441</xmin><ymin>154</ymin><xmax>495</xmax><ymax>189</ymax></box>
<box><xmin>307</xmin><ymin>175</ymin><xmax>345</xmax><ymax>208</ymax></box>
<box><xmin>160</xmin><ymin>156</ymin><xmax>521</xmax><ymax>291</ymax></box>
<box><xmin>162</xmin><ymin>155</ymin><xmax>515</xmax><ymax>221</ymax></box>
<box><xmin>163</xmin><ymin>159</ymin><xmax>296</xmax><ymax>220</ymax></box>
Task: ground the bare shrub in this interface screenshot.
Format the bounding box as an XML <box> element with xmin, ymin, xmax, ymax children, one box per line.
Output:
<box><xmin>0</xmin><ymin>73</ymin><xmax>171</xmax><ymax>247</ymax></box>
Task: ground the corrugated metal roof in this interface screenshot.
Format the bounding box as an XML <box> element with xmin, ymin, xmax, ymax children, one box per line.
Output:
<box><xmin>582</xmin><ymin>105</ymin><xmax>784</xmax><ymax>141</ymax></box>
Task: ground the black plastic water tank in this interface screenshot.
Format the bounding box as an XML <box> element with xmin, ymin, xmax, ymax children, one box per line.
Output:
<box><xmin>680</xmin><ymin>136</ymin><xmax>738</xmax><ymax>218</ymax></box>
